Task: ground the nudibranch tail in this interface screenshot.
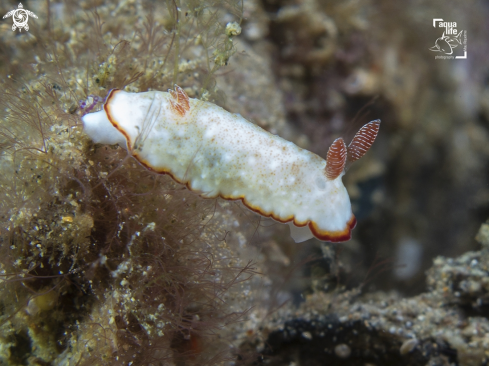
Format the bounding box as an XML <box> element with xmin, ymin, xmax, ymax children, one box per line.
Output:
<box><xmin>103</xmin><ymin>89</ymin><xmax>134</xmax><ymax>150</ymax></box>
<box><xmin>325</xmin><ymin>138</ymin><xmax>347</xmax><ymax>180</ymax></box>
<box><xmin>347</xmin><ymin>119</ymin><xmax>381</xmax><ymax>162</ymax></box>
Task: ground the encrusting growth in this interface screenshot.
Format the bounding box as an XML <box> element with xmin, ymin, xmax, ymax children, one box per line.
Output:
<box><xmin>82</xmin><ymin>85</ymin><xmax>380</xmax><ymax>243</ymax></box>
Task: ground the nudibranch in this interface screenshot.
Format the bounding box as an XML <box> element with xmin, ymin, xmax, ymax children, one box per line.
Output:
<box><xmin>82</xmin><ymin>86</ymin><xmax>380</xmax><ymax>243</ymax></box>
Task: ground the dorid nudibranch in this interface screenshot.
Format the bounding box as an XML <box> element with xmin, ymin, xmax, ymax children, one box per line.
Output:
<box><xmin>82</xmin><ymin>86</ymin><xmax>380</xmax><ymax>243</ymax></box>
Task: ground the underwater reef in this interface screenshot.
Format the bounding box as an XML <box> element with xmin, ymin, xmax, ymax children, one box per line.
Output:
<box><xmin>0</xmin><ymin>1</ymin><xmax>267</xmax><ymax>364</ymax></box>
<box><xmin>1</xmin><ymin>0</ymin><xmax>489</xmax><ymax>365</ymax></box>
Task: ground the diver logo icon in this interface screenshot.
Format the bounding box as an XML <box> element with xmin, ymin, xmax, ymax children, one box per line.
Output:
<box><xmin>430</xmin><ymin>19</ymin><xmax>467</xmax><ymax>59</ymax></box>
<box><xmin>3</xmin><ymin>3</ymin><xmax>38</xmax><ymax>32</ymax></box>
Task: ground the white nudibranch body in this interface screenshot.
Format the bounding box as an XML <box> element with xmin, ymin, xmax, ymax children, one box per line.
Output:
<box><xmin>82</xmin><ymin>86</ymin><xmax>380</xmax><ymax>242</ymax></box>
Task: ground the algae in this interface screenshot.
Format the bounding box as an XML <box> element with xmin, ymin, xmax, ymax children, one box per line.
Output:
<box><xmin>1</xmin><ymin>0</ymin><xmax>489</xmax><ymax>365</ymax></box>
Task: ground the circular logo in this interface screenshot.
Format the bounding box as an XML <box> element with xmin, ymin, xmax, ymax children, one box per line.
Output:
<box><xmin>3</xmin><ymin>3</ymin><xmax>38</xmax><ymax>32</ymax></box>
<box><xmin>12</xmin><ymin>8</ymin><xmax>29</xmax><ymax>31</ymax></box>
